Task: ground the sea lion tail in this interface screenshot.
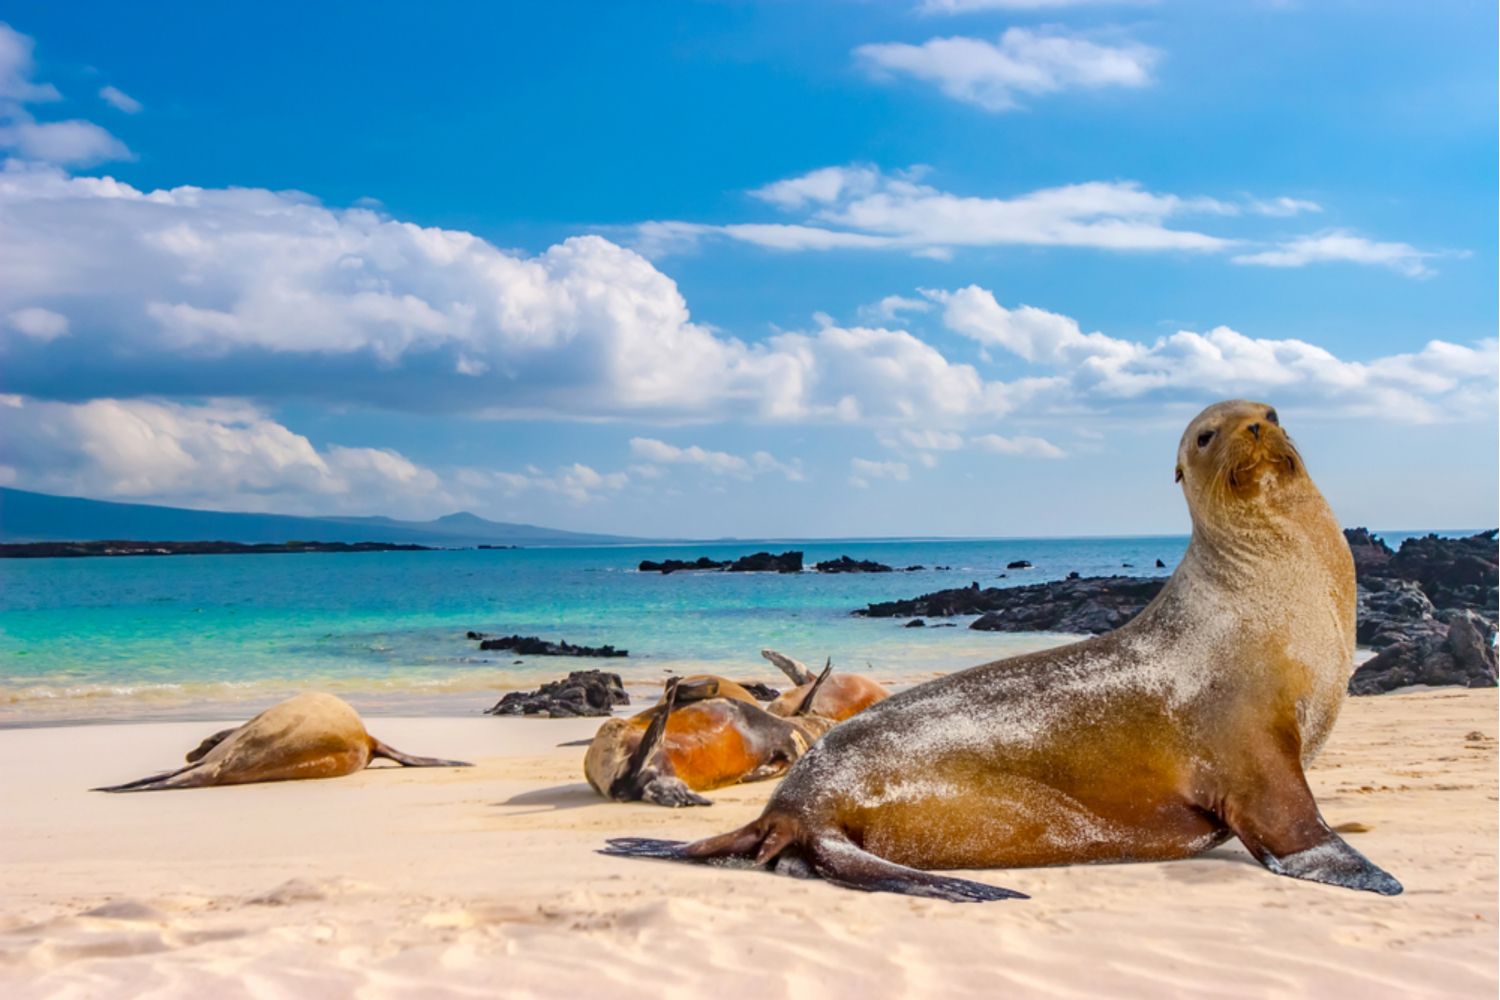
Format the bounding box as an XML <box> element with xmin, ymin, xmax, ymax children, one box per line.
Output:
<box><xmin>603</xmin><ymin>815</ymin><xmax>1027</xmax><ymax>903</ymax></box>
<box><xmin>368</xmin><ymin>739</ymin><xmax>472</xmax><ymax>768</ymax></box>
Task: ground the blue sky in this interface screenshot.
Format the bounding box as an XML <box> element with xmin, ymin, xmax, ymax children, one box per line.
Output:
<box><xmin>0</xmin><ymin>1</ymin><xmax>1494</xmax><ymax>538</ymax></box>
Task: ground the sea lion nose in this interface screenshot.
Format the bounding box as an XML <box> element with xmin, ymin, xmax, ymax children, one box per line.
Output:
<box><xmin>1247</xmin><ymin>423</ymin><xmax>1261</xmax><ymax>440</ymax></box>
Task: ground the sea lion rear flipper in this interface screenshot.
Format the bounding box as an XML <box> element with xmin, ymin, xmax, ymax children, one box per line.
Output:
<box><xmin>608</xmin><ymin>677</ymin><xmax>709</xmax><ymax>807</ymax></box>
<box><xmin>601</xmin><ymin>823</ymin><xmax>1026</xmax><ymax>903</ymax></box>
<box><xmin>1217</xmin><ymin>744</ymin><xmax>1402</xmax><ymax>896</ymax></box>
<box><xmin>92</xmin><ymin>763</ymin><xmax>213</xmax><ymax>793</ymax></box>
<box><xmin>761</xmin><ymin>649</ymin><xmax>816</xmax><ymax>686</ymax></box>
<box><xmin>791</xmin><ymin>658</ymin><xmax>834</xmax><ymax>717</ymax></box>
<box><xmin>368</xmin><ymin>739</ymin><xmax>472</xmax><ymax>768</ymax></box>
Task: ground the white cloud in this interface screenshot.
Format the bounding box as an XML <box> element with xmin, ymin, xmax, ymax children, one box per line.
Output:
<box><xmin>664</xmin><ymin>165</ymin><xmax>1243</xmax><ymax>258</ymax></box>
<box><xmin>463</xmin><ymin>462</ymin><xmax>629</xmax><ymax>504</ymax></box>
<box><xmin>856</xmin><ymin>27</ymin><xmax>1158</xmax><ymax>112</ymax></box>
<box><xmin>0</xmin><ymin>24</ymin><xmax>131</xmax><ymax>165</ymax></box>
<box><xmin>858</xmin><ymin>294</ymin><xmax>934</xmax><ymax>323</ymax></box>
<box><xmin>1246</xmin><ymin>196</ymin><xmax>1321</xmax><ymax>217</ymax></box>
<box><xmin>849</xmin><ymin>457</ymin><xmax>911</xmax><ymax>489</ymax></box>
<box><xmin>970</xmin><ymin>433</ymin><xmax>1066</xmax><ymax>458</ymax></box>
<box><xmin>0</xmin><ymin>396</ymin><xmax>449</xmax><ymax>515</ymax></box>
<box><xmin>628</xmin><ymin>437</ymin><xmax>804</xmax><ymax>481</ymax></box>
<box><xmin>6</xmin><ymin>306</ymin><xmax>68</xmax><ymax>341</ymax></box>
<box><xmin>1232</xmin><ymin>230</ymin><xmax>1439</xmax><ymax>278</ymax></box>
<box><xmin>98</xmin><ymin>85</ymin><xmax>142</xmax><ymax>114</ymax></box>
<box><xmin>930</xmin><ymin>284</ymin><xmax>1498</xmax><ymax>422</ymax></box>
<box><xmin>0</xmin><ymin>163</ymin><xmax>1028</xmax><ymax>428</ymax></box>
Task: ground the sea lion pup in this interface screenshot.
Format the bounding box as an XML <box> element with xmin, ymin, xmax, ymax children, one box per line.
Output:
<box><xmin>585</xmin><ymin>667</ymin><xmax>837</xmax><ymax>807</ymax></box>
<box><xmin>94</xmin><ymin>692</ymin><xmax>470</xmax><ymax>792</ymax></box>
<box><xmin>604</xmin><ymin>400</ymin><xmax>1402</xmax><ymax>901</ymax></box>
<box><xmin>760</xmin><ymin>649</ymin><xmax>890</xmax><ymax>721</ymax></box>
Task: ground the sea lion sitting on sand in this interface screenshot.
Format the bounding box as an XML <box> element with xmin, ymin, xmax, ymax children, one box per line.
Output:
<box><xmin>760</xmin><ymin>649</ymin><xmax>890</xmax><ymax>721</ymax></box>
<box><xmin>95</xmin><ymin>692</ymin><xmax>470</xmax><ymax>792</ymax></box>
<box><xmin>584</xmin><ymin>668</ymin><xmax>838</xmax><ymax>807</ymax></box>
<box><xmin>604</xmin><ymin>400</ymin><xmax>1402</xmax><ymax>901</ymax></box>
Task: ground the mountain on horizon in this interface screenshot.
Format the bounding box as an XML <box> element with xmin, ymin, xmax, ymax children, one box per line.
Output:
<box><xmin>0</xmin><ymin>488</ymin><xmax>644</xmax><ymax>547</ymax></box>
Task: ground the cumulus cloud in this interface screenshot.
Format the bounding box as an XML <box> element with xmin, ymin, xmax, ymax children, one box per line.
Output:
<box><xmin>0</xmin><ymin>23</ymin><xmax>131</xmax><ymax>165</ymax></box>
<box><xmin>858</xmin><ymin>294</ymin><xmax>933</xmax><ymax>323</ymax></box>
<box><xmin>0</xmin><ymin>163</ymin><xmax>1029</xmax><ymax>428</ymax></box>
<box><xmin>856</xmin><ymin>28</ymin><xmax>1158</xmax><ymax>112</ymax></box>
<box><xmin>98</xmin><ymin>85</ymin><xmax>142</xmax><ymax>114</ymax></box>
<box><xmin>628</xmin><ymin>437</ymin><xmax>803</xmax><ymax>481</ymax></box>
<box><xmin>929</xmin><ymin>285</ymin><xmax>1498</xmax><ymax>422</ymax></box>
<box><xmin>0</xmin><ymin>396</ymin><xmax>449</xmax><ymax>515</ymax></box>
<box><xmin>1232</xmin><ymin>231</ymin><xmax>1439</xmax><ymax>277</ymax></box>
<box><xmin>849</xmin><ymin>457</ymin><xmax>911</xmax><ymax>489</ymax></box>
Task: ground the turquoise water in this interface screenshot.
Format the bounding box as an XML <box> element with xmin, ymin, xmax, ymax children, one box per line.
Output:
<box><xmin>0</xmin><ymin>533</ymin><xmax>1445</xmax><ymax>724</ymax></box>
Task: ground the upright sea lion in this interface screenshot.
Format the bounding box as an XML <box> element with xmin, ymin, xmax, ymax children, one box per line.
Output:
<box><xmin>605</xmin><ymin>400</ymin><xmax>1402</xmax><ymax>900</ymax></box>
<box><xmin>585</xmin><ymin>668</ymin><xmax>837</xmax><ymax>807</ymax></box>
<box><xmin>95</xmin><ymin>692</ymin><xmax>470</xmax><ymax>791</ymax></box>
<box><xmin>760</xmin><ymin>649</ymin><xmax>890</xmax><ymax>721</ymax></box>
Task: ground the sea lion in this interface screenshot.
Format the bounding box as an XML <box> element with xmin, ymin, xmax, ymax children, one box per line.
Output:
<box><xmin>604</xmin><ymin>400</ymin><xmax>1402</xmax><ymax>901</ymax></box>
<box><xmin>760</xmin><ymin>649</ymin><xmax>890</xmax><ymax>721</ymax></box>
<box><xmin>95</xmin><ymin>692</ymin><xmax>470</xmax><ymax>791</ymax></box>
<box><xmin>585</xmin><ymin>667</ymin><xmax>837</xmax><ymax>807</ymax></box>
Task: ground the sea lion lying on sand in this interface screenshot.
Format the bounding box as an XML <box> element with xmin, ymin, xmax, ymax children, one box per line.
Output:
<box><xmin>604</xmin><ymin>400</ymin><xmax>1402</xmax><ymax>901</ymax></box>
<box><xmin>95</xmin><ymin>692</ymin><xmax>470</xmax><ymax>792</ymax></box>
<box><xmin>760</xmin><ymin>649</ymin><xmax>890</xmax><ymax>721</ymax></box>
<box><xmin>584</xmin><ymin>668</ymin><xmax>839</xmax><ymax>807</ymax></box>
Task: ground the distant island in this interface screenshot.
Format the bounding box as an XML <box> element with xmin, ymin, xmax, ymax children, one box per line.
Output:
<box><xmin>0</xmin><ymin>540</ymin><xmax>440</xmax><ymax>559</ymax></box>
<box><xmin>0</xmin><ymin>487</ymin><xmax>643</xmax><ymax>548</ymax></box>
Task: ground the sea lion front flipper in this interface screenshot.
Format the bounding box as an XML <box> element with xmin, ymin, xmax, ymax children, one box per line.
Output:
<box><xmin>761</xmin><ymin>649</ymin><xmax>816</xmax><ymax>686</ymax></box>
<box><xmin>185</xmin><ymin>727</ymin><xmax>238</xmax><ymax>763</ymax></box>
<box><xmin>368</xmin><ymin>739</ymin><xmax>471</xmax><ymax>768</ymax></box>
<box><xmin>791</xmin><ymin>659</ymin><xmax>834</xmax><ymax>717</ymax></box>
<box><xmin>1216</xmin><ymin>742</ymin><xmax>1402</xmax><ymax>896</ymax></box>
<box><xmin>640</xmin><ymin>776</ymin><xmax>712</xmax><ymax>808</ymax></box>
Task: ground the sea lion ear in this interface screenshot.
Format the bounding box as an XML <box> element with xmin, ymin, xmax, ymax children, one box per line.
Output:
<box><xmin>1174</xmin><ymin>466</ymin><xmax>1183</xmax><ymax>483</ymax></box>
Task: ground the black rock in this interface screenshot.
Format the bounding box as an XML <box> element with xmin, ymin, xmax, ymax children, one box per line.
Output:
<box><xmin>1066</xmin><ymin>571</ymin><xmax>1081</xmax><ymax>580</ymax></box>
<box><xmin>729</xmin><ymin>550</ymin><xmax>804</xmax><ymax>573</ymax></box>
<box><xmin>858</xmin><ymin>575</ymin><xmax>1165</xmax><ymax>635</ymax></box>
<box><xmin>639</xmin><ymin>556</ymin><xmax>730</xmax><ymax>574</ymax></box>
<box><xmin>1006</xmin><ymin>560</ymin><xmax>1033</xmax><ymax>570</ymax></box>
<box><xmin>476</xmin><ymin>634</ymin><xmax>628</xmax><ymax>658</ymax></box>
<box><xmin>1344</xmin><ymin>527</ymin><xmax>1395</xmax><ymax>577</ymax></box>
<box><xmin>903</xmin><ymin>565</ymin><xmax>925</xmax><ymax>572</ymax></box>
<box><xmin>905</xmin><ymin>619</ymin><xmax>926</xmax><ymax>628</ymax></box>
<box><xmin>815</xmin><ymin>555</ymin><xmax>894</xmax><ymax>574</ymax></box>
<box><xmin>1155</xmin><ymin>559</ymin><xmax>1166</xmax><ymax>568</ymax></box>
<box><xmin>485</xmin><ymin>670</ymin><xmax>630</xmax><ymax>717</ymax></box>
<box><xmin>466</xmin><ymin>630</ymin><xmax>486</xmax><ymax>640</ymax></box>
<box><xmin>1349</xmin><ymin>611</ymin><xmax>1498</xmax><ymax>695</ymax></box>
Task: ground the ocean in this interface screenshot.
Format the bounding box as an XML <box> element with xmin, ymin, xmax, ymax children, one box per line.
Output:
<box><xmin>0</xmin><ymin>532</ymin><xmax>1448</xmax><ymax>725</ymax></box>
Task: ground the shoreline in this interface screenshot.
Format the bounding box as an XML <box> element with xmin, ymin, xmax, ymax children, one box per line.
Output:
<box><xmin>1</xmin><ymin>688</ymin><xmax>1494</xmax><ymax>997</ymax></box>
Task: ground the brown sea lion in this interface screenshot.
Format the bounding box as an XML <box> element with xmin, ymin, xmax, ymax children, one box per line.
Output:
<box><xmin>760</xmin><ymin>649</ymin><xmax>890</xmax><ymax>721</ymax></box>
<box><xmin>94</xmin><ymin>692</ymin><xmax>470</xmax><ymax>791</ymax></box>
<box><xmin>605</xmin><ymin>400</ymin><xmax>1402</xmax><ymax>901</ymax></box>
<box><xmin>584</xmin><ymin>667</ymin><xmax>837</xmax><ymax>807</ymax></box>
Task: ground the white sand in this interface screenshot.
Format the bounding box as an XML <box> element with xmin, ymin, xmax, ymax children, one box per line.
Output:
<box><xmin>0</xmin><ymin>689</ymin><xmax>1494</xmax><ymax>999</ymax></box>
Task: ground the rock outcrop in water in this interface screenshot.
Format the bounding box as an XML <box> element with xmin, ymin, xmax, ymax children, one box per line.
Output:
<box><xmin>814</xmin><ymin>556</ymin><xmax>894</xmax><ymax>573</ymax></box>
<box><xmin>638</xmin><ymin>551</ymin><xmax>804</xmax><ymax>574</ymax></box>
<box><xmin>853</xmin><ymin>528</ymin><xmax>1497</xmax><ymax>693</ymax></box>
<box><xmin>485</xmin><ymin>671</ymin><xmax>629</xmax><ymax>717</ymax></box>
<box><xmin>470</xmin><ymin>633</ymin><xmax>628</xmax><ymax>658</ymax></box>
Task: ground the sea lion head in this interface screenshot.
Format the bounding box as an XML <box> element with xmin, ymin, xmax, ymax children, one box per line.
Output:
<box><xmin>1176</xmin><ymin>399</ymin><xmax>1308</xmax><ymax>523</ymax></box>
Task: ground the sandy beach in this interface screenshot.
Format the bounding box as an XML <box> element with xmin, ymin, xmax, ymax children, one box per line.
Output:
<box><xmin>0</xmin><ymin>687</ymin><xmax>1493</xmax><ymax>999</ymax></box>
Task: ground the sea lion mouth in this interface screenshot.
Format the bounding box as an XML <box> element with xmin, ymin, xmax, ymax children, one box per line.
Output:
<box><xmin>1218</xmin><ymin>428</ymin><xmax>1302</xmax><ymax>498</ymax></box>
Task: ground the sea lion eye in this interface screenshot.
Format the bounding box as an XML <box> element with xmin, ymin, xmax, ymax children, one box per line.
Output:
<box><xmin>1196</xmin><ymin>430</ymin><xmax>1215</xmax><ymax>448</ymax></box>
<box><xmin>1265</xmin><ymin>408</ymin><xmax>1278</xmax><ymax>426</ymax></box>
